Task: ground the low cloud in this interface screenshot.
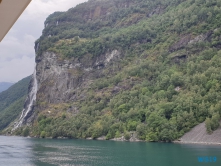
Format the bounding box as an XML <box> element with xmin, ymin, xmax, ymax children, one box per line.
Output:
<box><xmin>0</xmin><ymin>56</ymin><xmax>35</xmax><ymax>82</ymax></box>
<box><xmin>0</xmin><ymin>34</ymin><xmax>35</xmax><ymax>60</ymax></box>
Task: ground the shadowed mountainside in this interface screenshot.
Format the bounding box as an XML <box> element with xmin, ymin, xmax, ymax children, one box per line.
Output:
<box><xmin>0</xmin><ymin>76</ymin><xmax>31</xmax><ymax>131</ymax></box>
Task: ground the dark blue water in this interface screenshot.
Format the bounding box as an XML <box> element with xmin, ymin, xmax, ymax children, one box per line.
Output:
<box><xmin>0</xmin><ymin>136</ymin><xmax>221</xmax><ymax>166</ymax></box>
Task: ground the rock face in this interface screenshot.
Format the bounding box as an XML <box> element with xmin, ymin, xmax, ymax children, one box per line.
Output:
<box><xmin>169</xmin><ymin>31</ymin><xmax>213</xmax><ymax>52</ymax></box>
<box><xmin>178</xmin><ymin>122</ymin><xmax>221</xmax><ymax>144</ymax></box>
<box><xmin>36</xmin><ymin>50</ymin><xmax>120</xmax><ymax>102</ymax></box>
<box><xmin>21</xmin><ymin>49</ymin><xmax>122</xmax><ymax>121</ymax></box>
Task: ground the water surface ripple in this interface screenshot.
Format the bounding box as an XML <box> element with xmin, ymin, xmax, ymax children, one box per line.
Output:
<box><xmin>0</xmin><ymin>136</ymin><xmax>221</xmax><ymax>166</ymax></box>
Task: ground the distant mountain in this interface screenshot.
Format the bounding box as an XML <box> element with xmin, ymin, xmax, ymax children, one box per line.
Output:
<box><xmin>0</xmin><ymin>82</ymin><xmax>14</xmax><ymax>93</ymax></box>
<box><xmin>0</xmin><ymin>76</ymin><xmax>31</xmax><ymax>131</ymax></box>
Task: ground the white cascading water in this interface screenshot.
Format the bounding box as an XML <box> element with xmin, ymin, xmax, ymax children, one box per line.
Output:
<box><xmin>13</xmin><ymin>64</ymin><xmax>38</xmax><ymax>129</ymax></box>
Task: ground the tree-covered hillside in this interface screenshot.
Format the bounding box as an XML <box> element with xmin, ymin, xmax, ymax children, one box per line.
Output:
<box><xmin>25</xmin><ymin>0</ymin><xmax>221</xmax><ymax>141</ymax></box>
<box><xmin>0</xmin><ymin>76</ymin><xmax>31</xmax><ymax>131</ymax></box>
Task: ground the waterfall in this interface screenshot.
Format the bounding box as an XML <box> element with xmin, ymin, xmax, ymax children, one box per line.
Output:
<box><xmin>13</xmin><ymin>64</ymin><xmax>38</xmax><ymax>129</ymax></box>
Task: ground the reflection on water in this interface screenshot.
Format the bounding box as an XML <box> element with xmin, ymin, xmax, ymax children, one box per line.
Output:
<box><xmin>0</xmin><ymin>136</ymin><xmax>221</xmax><ymax>166</ymax></box>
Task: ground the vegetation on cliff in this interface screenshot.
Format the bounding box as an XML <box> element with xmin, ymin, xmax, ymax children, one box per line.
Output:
<box><xmin>17</xmin><ymin>0</ymin><xmax>221</xmax><ymax>141</ymax></box>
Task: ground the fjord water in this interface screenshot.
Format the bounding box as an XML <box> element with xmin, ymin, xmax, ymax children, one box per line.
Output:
<box><xmin>1</xmin><ymin>136</ymin><xmax>221</xmax><ymax>166</ymax></box>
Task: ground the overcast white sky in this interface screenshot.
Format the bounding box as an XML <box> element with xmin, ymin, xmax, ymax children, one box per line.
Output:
<box><xmin>0</xmin><ymin>0</ymin><xmax>87</xmax><ymax>83</ymax></box>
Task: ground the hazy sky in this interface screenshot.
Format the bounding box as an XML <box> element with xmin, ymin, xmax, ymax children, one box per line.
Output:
<box><xmin>0</xmin><ymin>0</ymin><xmax>87</xmax><ymax>83</ymax></box>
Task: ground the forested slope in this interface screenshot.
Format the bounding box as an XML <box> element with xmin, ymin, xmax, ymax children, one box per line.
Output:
<box><xmin>17</xmin><ymin>0</ymin><xmax>221</xmax><ymax>141</ymax></box>
<box><xmin>0</xmin><ymin>76</ymin><xmax>31</xmax><ymax>131</ymax></box>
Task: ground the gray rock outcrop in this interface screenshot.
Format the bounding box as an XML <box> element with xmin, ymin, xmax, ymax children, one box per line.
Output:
<box><xmin>178</xmin><ymin>122</ymin><xmax>221</xmax><ymax>144</ymax></box>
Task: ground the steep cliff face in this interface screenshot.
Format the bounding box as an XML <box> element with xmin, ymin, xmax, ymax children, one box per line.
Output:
<box><xmin>16</xmin><ymin>47</ymin><xmax>121</xmax><ymax>128</ymax></box>
<box><xmin>36</xmin><ymin>49</ymin><xmax>121</xmax><ymax>106</ymax></box>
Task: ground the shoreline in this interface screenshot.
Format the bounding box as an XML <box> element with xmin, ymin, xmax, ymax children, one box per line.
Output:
<box><xmin>2</xmin><ymin>134</ymin><xmax>221</xmax><ymax>145</ymax></box>
<box><xmin>173</xmin><ymin>140</ymin><xmax>221</xmax><ymax>145</ymax></box>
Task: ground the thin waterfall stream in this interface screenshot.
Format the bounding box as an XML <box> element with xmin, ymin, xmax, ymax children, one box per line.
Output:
<box><xmin>13</xmin><ymin>64</ymin><xmax>38</xmax><ymax>129</ymax></box>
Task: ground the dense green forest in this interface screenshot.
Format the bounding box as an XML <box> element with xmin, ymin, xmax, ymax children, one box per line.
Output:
<box><xmin>18</xmin><ymin>0</ymin><xmax>221</xmax><ymax>141</ymax></box>
<box><xmin>0</xmin><ymin>76</ymin><xmax>31</xmax><ymax>131</ymax></box>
